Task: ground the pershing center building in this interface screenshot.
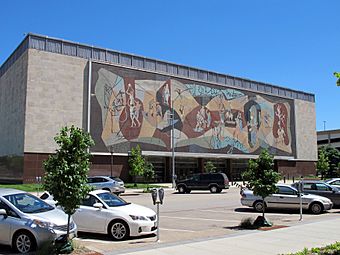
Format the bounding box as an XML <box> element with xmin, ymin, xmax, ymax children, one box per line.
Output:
<box><xmin>0</xmin><ymin>33</ymin><xmax>317</xmax><ymax>183</ymax></box>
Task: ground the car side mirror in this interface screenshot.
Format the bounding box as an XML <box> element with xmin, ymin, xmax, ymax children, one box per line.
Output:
<box><xmin>0</xmin><ymin>209</ymin><xmax>7</xmax><ymax>218</ymax></box>
<box><xmin>93</xmin><ymin>203</ymin><xmax>103</xmax><ymax>209</ymax></box>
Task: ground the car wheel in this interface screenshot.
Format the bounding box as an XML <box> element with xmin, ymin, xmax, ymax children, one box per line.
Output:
<box><xmin>13</xmin><ymin>231</ymin><xmax>35</xmax><ymax>254</ymax></box>
<box><xmin>216</xmin><ymin>188</ymin><xmax>222</xmax><ymax>193</ymax></box>
<box><xmin>209</xmin><ymin>185</ymin><xmax>218</xmax><ymax>193</ymax></box>
<box><xmin>310</xmin><ymin>202</ymin><xmax>323</xmax><ymax>214</ymax></box>
<box><xmin>185</xmin><ymin>189</ymin><xmax>191</xmax><ymax>194</ymax></box>
<box><xmin>178</xmin><ymin>185</ymin><xmax>186</xmax><ymax>194</ymax></box>
<box><xmin>253</xmin><ymin>200</ymin><xmax>265</xmax><ymax>212</ymax></box>
<box><xmin>109</xmin><ymin>220</ymin><xmax>130</xmax><ymax>241</ymax></box>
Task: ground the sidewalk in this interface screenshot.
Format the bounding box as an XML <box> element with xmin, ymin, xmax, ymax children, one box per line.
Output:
<box><xmin>104</xmin><ymin>217</ymin><xmax>340</xmax><ymax>255</ymax></box>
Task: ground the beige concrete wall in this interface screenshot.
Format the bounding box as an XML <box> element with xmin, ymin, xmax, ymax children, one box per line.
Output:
<box><xmin>25</xmin><ymin>49</ymin><xmax>88</xmax><ymax>153</ymax></box>
<box><xmin>0</xmin><ymin>52</ymin><xmax>28</xmax><ymax>156</ymax></box>
<box><xmin>294</xmin><ymin>99</ymin><xmax>317</xmax><ymax>161</ymax></box>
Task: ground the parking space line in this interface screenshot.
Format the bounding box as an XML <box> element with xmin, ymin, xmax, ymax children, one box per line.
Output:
<box><xmin>160</xmin><ymin>228</ymin><xmax>196</xmax><ymax>232</ymax></box>
<box><xmin>199</xmin><ymin>209</ymin><xmax>226</xmax><ymax>213</ymax></box>
<box><xmin>161</xmin><ymin>216</ymin><xmax>228</xmax><ymax>222</ymax></box>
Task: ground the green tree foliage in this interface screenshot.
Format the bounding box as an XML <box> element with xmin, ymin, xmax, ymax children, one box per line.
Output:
<box><xmin>143</xmin><ymin>162</ymin><xmax>155</xmax><ymax>191</ymax></box>
<box><xmin>321</xmin><ymin>146</ymin><xmax>340</xmax><ymax>177</ymax></box>
<box><xmin>205</xmin><ymin>161</ymin><xmax>217</xmax><ymax>173</ymax></box>
<box><xmin>128</xmin><ymin>145</ymin><xmax>145</xmax><ymax>180</ymax></box>
<box><xmin>334</xmin><ymin>72</ymin><xmax>340</xmax><ymax>86</ymax></box>
<box><xmin>316</xmin><ymin>147</ymin><xmax>329</xmax><ymax>178</ymax></box>
<box><xmin>43</xmin><ymin>126</ymin><xmax>94</xmax><ymax>238</ymax></box>
<box><xmin>242</xmin><ymin>149</ymin><xmax>281</xmax><ymax>221</ymax></box>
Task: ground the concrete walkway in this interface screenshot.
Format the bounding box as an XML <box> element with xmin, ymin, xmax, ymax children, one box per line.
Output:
<box><xmin>104</xmin><ymin>217</ymin><xmax>340</xmax><ymax>255</ymax></box>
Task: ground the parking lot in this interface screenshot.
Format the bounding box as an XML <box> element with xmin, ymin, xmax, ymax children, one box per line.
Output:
<box><xmin>74</xmin><ymin>185</ymin><xmax>340</xmax><ymax>254</ymax></box>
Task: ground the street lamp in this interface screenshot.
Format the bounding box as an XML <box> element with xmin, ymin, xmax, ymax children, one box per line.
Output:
<box><xmin>170</xmin><ymin>103</ymin><xmax>176</xmax><ymax>189</ymax></box>
<box><xmin>110</xmin><ymin>145</ymin><xmax>114</xmax><ymax>177</ymax></box>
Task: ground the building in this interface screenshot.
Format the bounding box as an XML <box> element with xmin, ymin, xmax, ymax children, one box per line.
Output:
<box><xmin>317</xmin><ymin>129</ymin><xmax>340</xmax><ymax>151</ymax></box>
<box><xmin>0</xmin><ymin>33</ymin><xmax>317</xmax><ymax>183</ymax></box>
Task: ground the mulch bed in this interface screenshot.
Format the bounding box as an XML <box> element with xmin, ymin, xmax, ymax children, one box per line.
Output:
<box><xmin>258</xmin><ymin>225</ymin><xmax>289</xmax><ymax>231</ymax></box>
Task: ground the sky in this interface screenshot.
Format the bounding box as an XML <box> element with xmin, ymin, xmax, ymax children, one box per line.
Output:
<box><xmin>1</xmin><ymin>0</ymin><xmax>339</xmax><ymax>131</ymax></box>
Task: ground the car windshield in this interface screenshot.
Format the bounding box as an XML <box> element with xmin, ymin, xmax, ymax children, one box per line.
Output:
<box><xmin>110</xmin><ymin>177</ymin><xmax>123</xmax><ymax>182</ymax></box>
<box><xmin>97</xmin><ymin>192</ymin><xmax>129</xmax><ymax>207</ymax></box>
<box><xmin>4</xmin><ymin>193</ymin><xmax>54</xmax><ymax>214</ymax></box>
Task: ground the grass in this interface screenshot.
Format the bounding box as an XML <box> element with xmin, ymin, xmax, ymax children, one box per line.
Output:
<box><xmin>0</xmin><ymin>183</ymin><xmax>43</xmax><ymax>192</ymax></box>
<box><xmin>124</xmin><ymin>183</ymin><xmax>169</xmax><ymax>189</ymax></box>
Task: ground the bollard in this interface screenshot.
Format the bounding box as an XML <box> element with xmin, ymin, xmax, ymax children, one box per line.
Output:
<box><xmin>283</xmin><ymin>176</ymin><xmax>286</xmax><ymax>183</ymax></box>
<box><xmin>293</xmin><ymin>176</ymin><xmax>295</xmax><ymax>183</ymax></box>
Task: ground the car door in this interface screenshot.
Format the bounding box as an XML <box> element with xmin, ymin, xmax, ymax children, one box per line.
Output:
<box><xmin>186</xmin><ymin>175</ymin><xmax>200</xmax><ymax>189</ymax></box>
<box><xmin>0</xmin><ymin>200</ymin><xmax>21</xmax><ymax>245</ymax></box>
<box><xmin>266</xmin><ymin>186</ymin><xmax>299</xmax><ymax>209</ymax></box>
<box><xmin>315</xmin><ymin>183</ymin><xmax>340</xmax><ymax>206</ymax></box>
<box><xmin>73</xmin><ymin>194</ymin><xmax>109</xmax><ymax>233</ymax></box>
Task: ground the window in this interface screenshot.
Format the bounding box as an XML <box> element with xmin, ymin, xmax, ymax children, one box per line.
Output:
<box><xmin>303</xmin><ymin>183</ymin><xmax>314</xmax><ymax>190</ymax></box>
<box><xmin>332</xmin><ymin>180</ymin><xmax>340</xmax><ymax>186</ymax></box>
<box><xmin>0</xmin><ymin>201</ymin><xmax>18</xmax><ymax>218</ymax></box>
<box><xmin>81</xmin><ymin>195</ymin><xmax>99</xmax><ymax>207</ymax></box>
<box><xmin>315</xmin><ymin>184</ymin><xmax>331</xmax><ymax>191</ymax></box>
<box><xmin>277</xmin><ymin>186</ymin><xmax>296</xmax><ymax>195</ymax></box>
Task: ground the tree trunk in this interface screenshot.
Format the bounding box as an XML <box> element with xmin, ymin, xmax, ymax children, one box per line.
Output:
<box><xmin>67</xmin><ymin>214</ymin><xmax>71</xmax><ymax>240</ymax></box>
<box><xmin>262</xmin><ymin>197</ymin><xmax>265</xmax><ymax>219</ymax></box>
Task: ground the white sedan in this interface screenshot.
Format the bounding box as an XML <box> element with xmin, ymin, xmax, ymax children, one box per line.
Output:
<box><xmin>41</xmin><ymin>190</ymin><xmax>157</xmax><ymax>240</ymax></box>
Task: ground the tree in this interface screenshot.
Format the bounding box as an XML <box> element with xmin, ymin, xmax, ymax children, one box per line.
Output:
<box><xmin>205</xmin><ymin>161</ymin><xmax>217</xmax><ymax>173</ymax></box>
<box><xmin>242</xmin><ymin>149</ymin><xmax>281</xmax><ymax>226</ymax></box>
<box><xmin>334</xmin><ymin>72</ymin><xmax>340</xmax><ymax>86</ymax></box>
<box><xmin>143</xmin><ymin>162</ymin><xmax>155</xmax><ymax>191</ymax></box>
<box><xmin>317</xmin><ymin>147</ymin><xmax>329</xmax><ymax>179</ymax></box>
<box><xmin>128</xmin><ymin>145</ymin><xmax>145</xmax><ymax>184</ymax></box>
<box><xmin>322</xmin><ymin>146</ymin><xmax>340</xmax><ymax>178</ymax></box>
<box><xmin>43</xmin><ymin>126</ymin><xmax>94</xmax><ymax>240</ymax></box>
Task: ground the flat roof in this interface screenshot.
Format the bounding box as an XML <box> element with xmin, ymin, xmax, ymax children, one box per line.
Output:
<box><xmin>0</xmin><ymin>33</ymin><xmax>315</xmax><ymax>102</ymax></box>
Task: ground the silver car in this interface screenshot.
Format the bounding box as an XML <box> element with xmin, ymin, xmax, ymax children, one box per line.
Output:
<box><xmin>240</xmin><ymin>184</ymin><xmax>333</xmax><ymax>214</ymax></box>
<box><xmin>325</xmin><ymin>178</ymin><xmax>340</xmax><ymax>189</ymax></box>
<box><xmin>0</xmin><ymin>188</ymin><xmax>77</xmax><ymax>253</ymax></box>
<box><xmin>87</xmin><ymin>176</ymin><xmax>125</xmax><ymax>194</ymax></box>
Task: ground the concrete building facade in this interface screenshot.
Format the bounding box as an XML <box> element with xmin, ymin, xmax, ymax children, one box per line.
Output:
<box><xmin>0</xmin><ymin>33</ymin><xmax>318</xmax><ymax>183</ymax></box>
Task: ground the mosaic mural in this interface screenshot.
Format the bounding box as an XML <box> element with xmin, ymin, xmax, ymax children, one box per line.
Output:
<box><xmin>91</xmin><ymin>64</ymin><xmax>295</xmax><ymax>156</ymax></box>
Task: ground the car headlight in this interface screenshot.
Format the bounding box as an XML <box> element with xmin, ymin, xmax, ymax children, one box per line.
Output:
<box><xmin>32</xmin><ymin>219</ymin><xmax>55</xmax><ymax>229</ymax></box>
<box><xmin>129</xmin><ymin>215</ymin><xmax>148</xmax><ymax>221</ymax></box>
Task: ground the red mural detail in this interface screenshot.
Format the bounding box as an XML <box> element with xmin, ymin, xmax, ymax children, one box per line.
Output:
<box><xmin>119</xmin><ymin>79</ymin><xmax>144</xmax><ymax>140</ymax></box>
<box><xmin>273</xmin><ymin>103</ymin><xmax>289</xmax><ymax>145</ymax></box>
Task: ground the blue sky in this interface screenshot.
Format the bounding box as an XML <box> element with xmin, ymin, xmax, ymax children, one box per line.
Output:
<box><xmin>1</xmin><ymin>0</ymin><xmax>339</xmax><ymax>131</ymax></box>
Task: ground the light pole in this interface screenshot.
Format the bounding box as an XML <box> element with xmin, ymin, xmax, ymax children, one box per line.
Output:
<box><xmin>171</xmin><ymin>105</ymin><xmax>176</xmax><ymax>189</ymax></box>
<box><xmin>323</xmin><ymin>121</ymin><xmax>326</xmax><ymax>131</ymax></box>
<box><xmin>110</xmin><ymin>145</ymin><xmax>114</xmax><ymax>177</ymax></box>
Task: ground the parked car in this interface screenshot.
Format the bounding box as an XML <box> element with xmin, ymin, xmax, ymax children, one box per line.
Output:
<box><xmin>0</xmin><ymin>188</ymin><xmax>77</xmax><ymax>254</ymax></box>
<box><xmin>324</xmin><ymin>178</ymin><xmax>340</xmax><ymax>189</ymax></box>
<box><xmin>240</xmin><ymin>184</ymin><xmax>333</xmax><ymax>214</ymax></box>
<box><xmin>176</xmin><ymin>172</ymin><xmax>230</xmax><ymax>193</ymax></box>
<box><xmin>41</xmin><ymin>190</ymin><xmax>157</xmax><ymax>241</ymax></box>
<box><xmin>87</xmin><ymin>176</ymin><xmax>125</xmax><ymax>195</ymax></box>
<box><xmin>292</xmin><ymin>180</ymin><xmax>340</xmax><ymax>207</ymax></box>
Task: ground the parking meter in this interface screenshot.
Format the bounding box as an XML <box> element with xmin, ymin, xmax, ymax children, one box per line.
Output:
<box><xmin>151</xmin><ymin>189</ymin><xmax>158</xmax><ymax>205</ymax></box>
<box><xmin>158</xmin><ymin>188</ymin><xmax>164</xmax><ymax>205</ymax></box>
<box><xmin>151</xmin><ymin>188</ymin><xmax>165</xmax><ymax>205</ymax></box>
<box><xmin>150</xmin><ymin>188</ymin><xmax>164</xmax><ymax>242</ymax></box>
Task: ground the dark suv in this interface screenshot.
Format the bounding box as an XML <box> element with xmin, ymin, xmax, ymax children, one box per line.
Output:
<box><xmin>176</xmin><ymin>173</ymin><xmax>230</xmax><ymax>193</ymax></box>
